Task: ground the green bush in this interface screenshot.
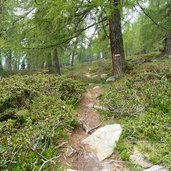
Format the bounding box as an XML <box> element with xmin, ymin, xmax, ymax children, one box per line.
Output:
<box><xmin>101</xmin><ymin>59</ymin><xmax>171</xmax><ymax>169</ymax></box>
<box><xmin>0</xmin><ymin>74</ymin><xmax>85</xmax><ymax>170</ymax></box>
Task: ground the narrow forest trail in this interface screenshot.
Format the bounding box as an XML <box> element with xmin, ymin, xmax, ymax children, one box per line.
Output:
<box><xmin>60</xmin><ymin>86</ymin><xmax>128</xmax><ymax>171</ymax></box>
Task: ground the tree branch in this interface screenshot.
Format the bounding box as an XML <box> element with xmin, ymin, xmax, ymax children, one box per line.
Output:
<box><xmin>136</xmin><ymin>1</ymin><xmax>170</xmax><ymax>31</ymax></box>
<box><xmin>22</xmin><ymin>17</ymin><xmax>108</xmax><ymax>50</ymax></box>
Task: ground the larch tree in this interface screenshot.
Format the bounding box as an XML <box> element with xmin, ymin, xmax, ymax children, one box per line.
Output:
<box><xmin>109</xmin><ymin>0</ymin><xmax>124</xmax><ymax>76</ymax></box>
<box><xmin>162</xmin><ymin>2</ymin><xmax>171</xmax><ymax>56</ymax></box>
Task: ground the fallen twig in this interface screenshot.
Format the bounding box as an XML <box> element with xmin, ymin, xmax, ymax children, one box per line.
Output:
<box><xmin>39</xmin><ymin>156</ymin><xmax>60</xmax><ymax>171</ymax></box>
<box><xmin>56</xmin><ymin>142</ymin><xmax>68</xmax><ymax>149</ymax></box>
<box><xmin>31</xmin><ymin>147</ymin><xmax>48</xmax><ymax>161</ymax></box>
<box><xmin>88</xmin><ymin>121</ymin><xmax>103</xmax><ymax>134</ymax></box>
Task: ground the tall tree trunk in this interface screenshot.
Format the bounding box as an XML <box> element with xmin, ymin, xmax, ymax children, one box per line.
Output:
<box><xmin>41</xmin><ymin>61</ymin><xmax>45</xmax><ymax>69</ymax></box>
<box><xmin>21</xmin><ymin>59</ymin><xmax>26</xmax><ymax>69</ymax></box>
<box><xmin>109</xmin><ymin>0</ymin><xmax>124</xmax><ymax>76</ymax></box>
<box><xmin>70</xmin><ymin>39</ymin><xmax>78</xmax><ymax>66</ymax></box>
<box><xmin>47</xmin><ymin>53</ymin><xmax>53</xmax><ymax>72</ymax></box>
<box><xmin>7</xmin><ymin>50</ymin><xmax>12</xmax><ymax>71</ymax></box>
<box><xmin>162</xmin><ymin>33</ymin><xmax>171</xmax><ymax>56</ymax></box>
<box><xmin>70</xmin><ymin>51</ymin><xmax>75</xmax><ymax>66</ymax></box>
<box><xmin>53</xmin><ymin>47</ymin><xmax>61</xmax><ymax>75</ymax></box>
<box><xmin>162</xmin><ymin>7</ymin><xmax>171</xmax><ymax>56</ymax></box>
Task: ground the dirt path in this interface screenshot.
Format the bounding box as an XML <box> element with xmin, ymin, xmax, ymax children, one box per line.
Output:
<box><xmin>60</xmin><ymin>86</ymin><xmax>128</xmax><ymax>171</ymax></box>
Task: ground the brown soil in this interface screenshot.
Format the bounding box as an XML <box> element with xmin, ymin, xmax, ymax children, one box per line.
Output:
<box><xmin>59</xmin><ymin>86</ymin><xmax>129</xmax><ymax>171</ymax></box>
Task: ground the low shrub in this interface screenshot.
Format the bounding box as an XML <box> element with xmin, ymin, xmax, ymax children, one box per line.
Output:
<box><xmin>0</xmin><ymin>74</ymin><xmax>85</xmax><ymax>170</ymax></box>
<box><xmin>100</xmin><ymin>59</ymin><xmax>171</xmax><ymax>169</ymax></box>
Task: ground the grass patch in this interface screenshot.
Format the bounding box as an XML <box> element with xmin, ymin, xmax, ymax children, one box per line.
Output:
<box><xmin>100</xmin><ymin>58</ymin><xmax>171</xmax><ymax>169</ymax></box>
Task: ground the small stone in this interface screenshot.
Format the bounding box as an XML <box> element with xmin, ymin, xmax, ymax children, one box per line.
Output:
<box><xmin>100</xmin><ymin>74</ymin><xmax>108</xmax><ymax>79</ymax></box>
<box><xmin>93</xmin><ymin>86</ymin><xmax>100</xmax><ymax>89</ymax></box>
<box><xmin>86</xmin><ymin>103</ymin><xmax>94</xmax><ymax>108</ymax></box>
<box><xmin>82</xmin><ymin>124</ymin><xmax>122</xmax><ymax>161</ymax></box>
<box><xmin>92</xmin><ymin>75</ymin><xmax>98</xmax><ymax>79</ymax></box>
<box><xmin>144</xmin><ymin>165</ymin><xmax>168</xmax><ymax>171</ymax></box>
<box><xmin>106</xmin><ymin>76</ymin><xmax>115</xmax><ymax>82</ymax></box>
<box><xmin>93</xmin><ymin>105</ymin><xmax>109</xmax><ymax>111</ymax></box>
<box><xmin>67</xmin><ymin>169</ymin><xmax>80</xmax><ymax>171</ymax></box>
<box><xmin>65</xmin><ymin>146</ymin><xmax>76</xmax><ymax>157</ymax></box>
<box><xmin>85</xmin><ymin>73</ymin><xmax>91</xmax><ymax>78</ymax></box>
<box><xmin>130</xmin><ymin>147</ymin><xmax>153</xmax><ymax>169</ymax></box>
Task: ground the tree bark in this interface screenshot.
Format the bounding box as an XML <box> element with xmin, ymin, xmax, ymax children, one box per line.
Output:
<box><xmin>162</xmin><ymin>33</ymin><xmax>171</xmax><ymax>56</ymax></box>
<box><xmin>70</xmin><ymin>39</ymin><xmax>78</xmax><ymax>66</ymax></box>
<box><xmin>70</xmin><ymin>51</ymin><xmax>75</xmax><ymax>66</ymax></box>
<box><xmin>162</xmin><ymin>7</ymin><xmax>171</xmax><ymax>56</ymax></box>
<box><xmin>47</xmin><ymin>53</ymin><xmax>53</xmax><ymax>72</ymax></box>
<box><xmin>21</xmin><ymin>59</ymin><xmax>25</xmax><ymax>69</ymax></box>
<box><xmin>7</xmin><ymin>50</ymin><xmax>12</xmax><ymax>71</ymax></box>
<box><xmin>53</xmin><ymin>47</ymin><xmax>61</xmax><ymax>75</ymax></box>
<box><xmin>109</xmin><ymin>0</ymin><xmax>124</xmax><ymax>76</ymax></box>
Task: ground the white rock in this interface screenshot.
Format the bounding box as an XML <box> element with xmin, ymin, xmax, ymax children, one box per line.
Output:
<box><xmin>93</xmin><ymin>86</ymin><xmax>100</xmax><ymax>89</ymax></box>
<box><xmin>92</xmin><ymin>75</ymin><xmax>98</xmax><ymax>78</ymax></box>
<box><xmin>65</xmin><ymin>146</ymin><xmax>76</xmax><ymax>157</ymax></box>
<box><xmin>100</xmin><ymin>74</ymin><xmax>108</xmax><ymax>79</ymax></box>
<box><xmin>144</xmin><ymin>165</ymin><xmax>168</xmax><ymax>171</ymax></box>
<box><xmin>86</xmin><ymin>103</ymin><xmax>94</xmax><ymax>108</ymax></box>
<box><xmin>85</xmin><ymin>73</ymin><xmax>91</xmax><ymax>78</ymax></box>
<box><xmin>82</xmin><ymin>124</ymin><xmax>122</xmax><ymax>161</ymax></box>
<box><xmin>130</xmin><ymin>153</ymin><xmax>152</xmax><ymax>168</ymax></box>
<box><xmin>106</xmin><ymin>76</ymin><xmax>115</xmax><ymax>82</ymax></box>
<box><xmin>93</xmin><ymin>105</ymin><xmax>109</xmax><ymax>111</ymax></box>
<box><xmin>130</xmin><ymin>147</ymin><xmax>153</xmax><ymax>168</ymax></box>
<box><xmin>67</xmin><ymin>170</ymin><xmax>79</xmax><ymax>171</ymax></box>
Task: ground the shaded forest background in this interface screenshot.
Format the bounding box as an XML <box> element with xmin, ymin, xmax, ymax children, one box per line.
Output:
<box><xmin>0</xmin><ymin>0</ymin><xmax>170</xmax><ymax>75</ymax></box>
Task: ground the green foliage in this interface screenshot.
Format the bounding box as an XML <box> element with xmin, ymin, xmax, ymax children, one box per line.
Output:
<box><xmin>101</xmin><ymin>58</ymin><xmax>171</xmax><ymax>169</ymax></box>
<box><xmin>0</xmin><ymin>73</ymin><xmax>85</xmax><ymax>170</ymax></box>
<box><xmin>123</xmin><ymin>0</ymin><xmax>171</xmax><ymax>56</ymax></box>
<box><xmin>62</xmin><ymin>59</ymin><xmax>112</xmax><ymax>84</ymax></box>
<box><xmin>58</xmin><ymin>78</ymin><xmax>85</xmax><ymax>105</ymax></box>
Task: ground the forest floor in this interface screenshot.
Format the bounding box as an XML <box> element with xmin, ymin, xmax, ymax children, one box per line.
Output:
<box><xmin>0</xmin><ymin>54</ymin><xmax>170</xmax><ymax>171</ymax></box>
<box><xmin>61</xmin><ymin>86</ymin><xmax>128</xmax><ymax>171</ymax></box>
<box><xmin>60</xmin><ymin>56</ymin><xmax>171</xmax><ymax>170</ymax></box>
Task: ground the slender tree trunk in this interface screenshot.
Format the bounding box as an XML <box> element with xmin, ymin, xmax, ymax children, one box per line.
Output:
<box><xmin>109</xmin><ymin>0</ymin><xmax>124</xmax><ymax>76</ymax></box>
<box><xmin>47</xmin><ymin>53</ymin><xmax>53</xmax><ymax>72</ymax></box>
<box><xmin>161</xmin><ymin>3</ymin><xmax>171</xmax><ymax>56</ymax></box>
<box><xmin>162</xmin><ymin>33</ymin><xmax>171</xmax><ymax>56</ymax></box>
<box><xmin>14</xmin><ymin>60</ymin><xmax>18</xmax><ymax>70</ymax></box>
<box><xmin>41</xmin><ymin>61</ymin><xmax>45</xmax><ymax>69</ymax></box>
<box><xmin>21</xmin><ymin>59</ymin><xmax>25</xmax><ymax>69</ymax></box>
<box><xmin>70</xmin><ymin>39</ymin><xmax>78</xmax><ymax>66</ymax></box>
<box><xmin>70</xmin><ymin>51</ymin><xmax>75</xmax><ymax>66</ymax></box>
<box><xmin>162</xmin><ymin>7</ymin><xmax>171</xmax><ymax>56</ymax></box>
<box><xmin>7</xmin><ymin>50</ymin><xmax>12</xmax><ymax>71</ymax></box>
<box><xmin>53</xmin><ymin>47</ymin><xmax>61</xmax><ymax>75</ymax></box>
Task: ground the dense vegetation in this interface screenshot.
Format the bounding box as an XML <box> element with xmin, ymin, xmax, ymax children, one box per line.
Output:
<box><xmin>99</xmin><ymin>57</ymin><xmax>171</xmax><ymax>169</ymax></box>
<box><xmin>0</xmin><ymin>0</ymin><xmax>171</xmax><ymax>170</ymax></box>
<box><xmin>0</xmin><ymin>74</ymin><xmax>85</xmax><ymax>170</ymax></box>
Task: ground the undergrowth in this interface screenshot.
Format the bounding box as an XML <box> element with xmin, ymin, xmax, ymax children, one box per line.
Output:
<box><xmin>100</xmin><ymin>58</ymin><xmax>171</xmax><ymax>169</ymax></box>
<box><xmin>0</xmin><ymin>74</ymin><xmax>85</xmax><ymax>170</ymax></box>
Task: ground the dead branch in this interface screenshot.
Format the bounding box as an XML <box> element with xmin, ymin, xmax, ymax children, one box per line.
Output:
<box><xmin>39</xmin><ymin>156</ymin><xmax>60</xmax><ymax>171</ymax></box>
<box><xmin>88</xmin><ymin>121</ymin><xmax>103</xmax><ymax>134</ymax></box>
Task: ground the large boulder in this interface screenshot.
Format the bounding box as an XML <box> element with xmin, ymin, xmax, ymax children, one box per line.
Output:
<box><xmin>82</xmin><ymin>124</ymin><xmax>122</xmax><ymax>161</ymax></box>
